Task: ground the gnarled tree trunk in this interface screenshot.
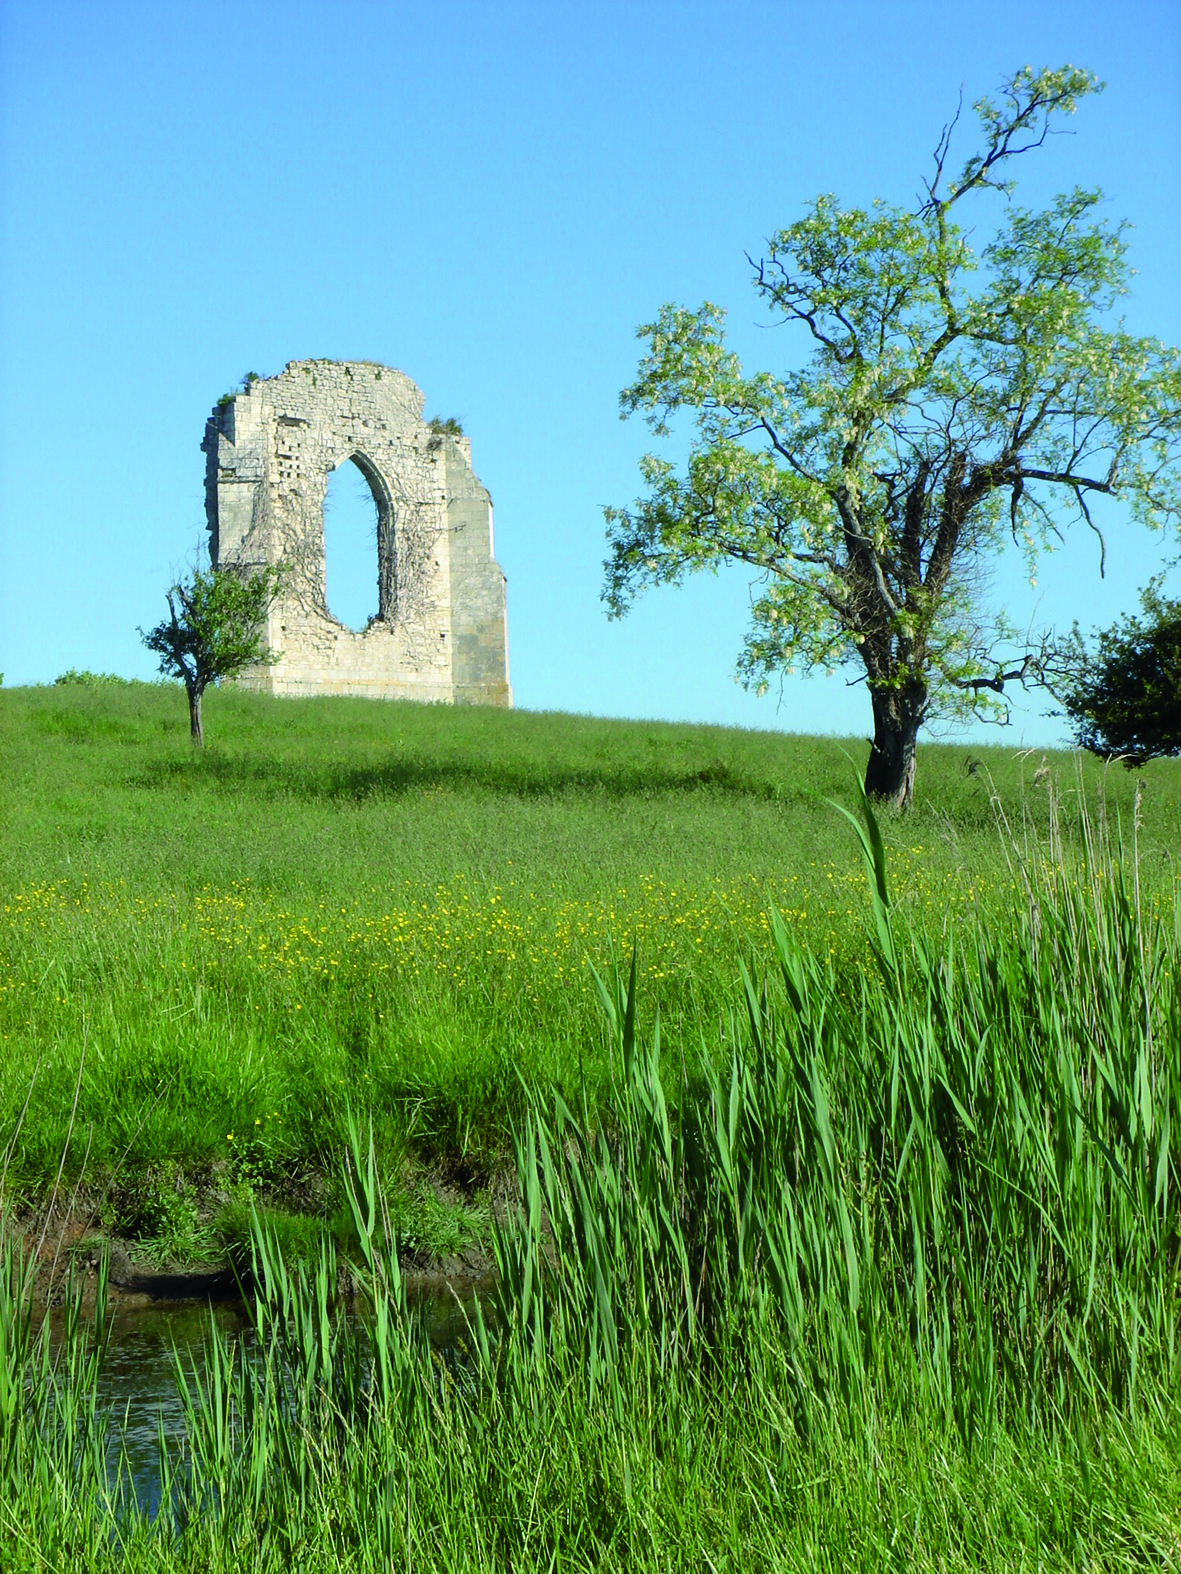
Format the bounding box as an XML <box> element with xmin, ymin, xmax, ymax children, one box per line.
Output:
<box><xmin>187</xmin><ymin>684</ymin><xmax>204</xmax><ymax>747</ymax></box>
<box><xmin>864</xmin><ymin>684</ymin><xmax>924</xmax><ymax>810</ymax></box>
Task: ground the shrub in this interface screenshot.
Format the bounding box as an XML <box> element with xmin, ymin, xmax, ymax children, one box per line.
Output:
<box><xmin>1056</xmin><ymin>581</ymin><xmax>1181</xmax><ymax>764</ymax></box>
<box><xmin>53</xmin><ymin>669</ymin><xmax>133</xmax><ymax>688</ymax></box>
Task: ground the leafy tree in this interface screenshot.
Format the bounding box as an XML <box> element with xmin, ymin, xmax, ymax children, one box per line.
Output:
<box><xmin>1053</xmin><ymin>582</ymin><xmax>1181</xmax><ymax>764</ymax></box>
<box><xmin>139</xmin><ymin>565</ymin><xmax>282</xmax><ymax>745</ymax></box>
<box><xmin>604</xmin><ymin>66</ymin><xmax>1181</xmax><ymax>807</ymax></box>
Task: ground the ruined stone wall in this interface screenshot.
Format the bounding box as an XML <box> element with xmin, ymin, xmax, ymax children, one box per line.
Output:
<box><xmin>202</xmin><ymin>360</ymin><xmax>511</xmax><ymax>704</ymax></box>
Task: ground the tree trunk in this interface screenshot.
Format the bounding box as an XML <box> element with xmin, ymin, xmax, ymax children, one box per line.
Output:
<box><xmin>188</xmin><ymin>685</ymin><xmax>204</xmax><ymax>747</ymax></box>
<box><xmin>864</xmin><ymin>685</ymin><xmax>923</xmax><ymax>810</ymax></box>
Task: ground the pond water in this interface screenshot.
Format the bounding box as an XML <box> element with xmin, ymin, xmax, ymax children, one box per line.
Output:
<box><xmin>55</xmin><ymin>1282</ymin><xmax>485</xmax><ymax>1519</ymax></box>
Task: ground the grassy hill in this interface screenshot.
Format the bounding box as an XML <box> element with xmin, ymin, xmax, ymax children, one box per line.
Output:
<box><xmin>2</xmin><ymin>679</ymin><xmax>1178</xmax><ymax>1256</ymax></box>
<box><xmin>3</xmin><ymin>679</ymin><xmax>1180</xmax><ymax>1569</ymax></box>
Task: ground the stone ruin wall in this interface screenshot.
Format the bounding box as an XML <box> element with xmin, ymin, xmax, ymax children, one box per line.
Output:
<box><xmin>202</xmin><ymin>360</ymin><xmax>511</xmax><ymax>705</ymax></box>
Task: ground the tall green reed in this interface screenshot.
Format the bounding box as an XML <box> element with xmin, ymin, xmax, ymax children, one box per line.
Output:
<box><xmin>0</xmin><ymin>1234</ymin><xmax>129</xmax><ymax>1562</ymax></box>
<box><xmin>491</xmin><ymin>777</ymin><xmax>1179</xmax><ymax>1444</ymax></box>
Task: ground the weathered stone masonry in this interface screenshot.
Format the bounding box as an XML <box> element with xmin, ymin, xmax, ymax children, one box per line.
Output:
<box><xmin>202</xmin><ymin>360</ymin><xmax>511</xmax><ymax>705</ymax></box>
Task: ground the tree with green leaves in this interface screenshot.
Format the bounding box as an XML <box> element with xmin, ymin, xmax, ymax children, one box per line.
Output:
<box><xmin>1053</xmin><ymin>581</ymin><xmax>1181</xmax><ymax>764</ymax></box>
<box><xmin>604</xmin><ymin>66</ymin><xmax>1181</xmax><ymax>808</ymax></box>
<box><xmin>139</xmin><ymin>565</ymin><xmax>282</xmax><ymax>745</ymax></box>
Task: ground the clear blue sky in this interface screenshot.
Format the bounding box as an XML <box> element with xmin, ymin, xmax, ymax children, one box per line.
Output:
<box><xmin>2</xmin><ymin>0</ymin><xmax>1178</xmax><ymax>745</ymax></box>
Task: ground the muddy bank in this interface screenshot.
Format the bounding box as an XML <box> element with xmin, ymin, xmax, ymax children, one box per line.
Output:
<box><xmin>5</xmin><ymin>1188</ymin><xmax>498</xmax><ymax>1312</ymax></box>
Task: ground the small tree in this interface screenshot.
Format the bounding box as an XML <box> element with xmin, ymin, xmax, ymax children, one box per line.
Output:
<box><xmin>604</xmin><ymin>66</ymin><xmax>1181</xmax><ymax>808</ymax></box>
<box><xmin>1053</xmin><ymin>583</ymin><xmax>1181</xmax><ymax>764</ymax></box>
<box><xmin>139</xmin><ymin>565</ymin><xmax>282</xmax><ymax>745</ymax></box>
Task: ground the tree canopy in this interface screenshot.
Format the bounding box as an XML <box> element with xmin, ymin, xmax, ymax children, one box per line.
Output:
<box><xmin>1054</xmin><ymin>582</ymin><xmax>1181</xmax><ymax>764</ymax></box>
<box><xmin>140</xmin><ymin>564</ymin><xmax>281</xmax><ymax>744</ymax></box>
<box><xmin>604</xmin><ymin>66</ymin><xmax>1181</xmax><ymax>807</ymax></box>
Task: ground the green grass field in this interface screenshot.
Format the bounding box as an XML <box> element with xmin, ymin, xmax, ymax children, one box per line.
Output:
<box><xmin>3</xmin><ymin>679</ymin><xmax>1180</xmax><ymax>1260</ymax></box>
<box><xmin>2</xmin><ymin>679</ymin><xmax>1180</xmax><ymax>1569</ymax></box>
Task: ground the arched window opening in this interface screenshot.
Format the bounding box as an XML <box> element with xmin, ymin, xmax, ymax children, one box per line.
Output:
<box><xmin>322</xmin><ymin>457</ymin><xmax>382</xmax><ymax>631</ymax></box>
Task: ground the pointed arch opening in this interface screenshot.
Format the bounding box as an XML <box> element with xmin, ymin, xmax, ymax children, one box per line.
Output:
<box><xmin>322</xmin><ymin>453</ymin><xmax>395</xmax><ymax>630</ymax></box>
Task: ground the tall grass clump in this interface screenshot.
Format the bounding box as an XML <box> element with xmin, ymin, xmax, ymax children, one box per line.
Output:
<box><xmin>1</xmin><ymin>789</ymin><xmax>1179</xmax><ymax>1570</ymax></box>
<box><xmin>491</xmin><ymin>780</ymin><xmax>1179</xmax><ymax>1439</ymax></box>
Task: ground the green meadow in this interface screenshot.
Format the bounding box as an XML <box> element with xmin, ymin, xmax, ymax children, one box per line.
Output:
<box><xmin>2</xmin><ymin>680</ymin><xmax>1180</xmax><ymax>1569</ymax></box>
<box><xmin>2</xmin><ymin>679</ymin><xmax>1179</xmax><ymax>1254</ymax></box>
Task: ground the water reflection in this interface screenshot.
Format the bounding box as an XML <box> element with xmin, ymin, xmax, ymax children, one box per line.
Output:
<box><xmin>52</xmin><ymin>1280</ymin><xmax>489</xmax><ymax>1518</ymax></box>
<box><xmin>93</xmin><ymin>1301</ymin><xmax>253</xmax><ymax>1516</ymax></box>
